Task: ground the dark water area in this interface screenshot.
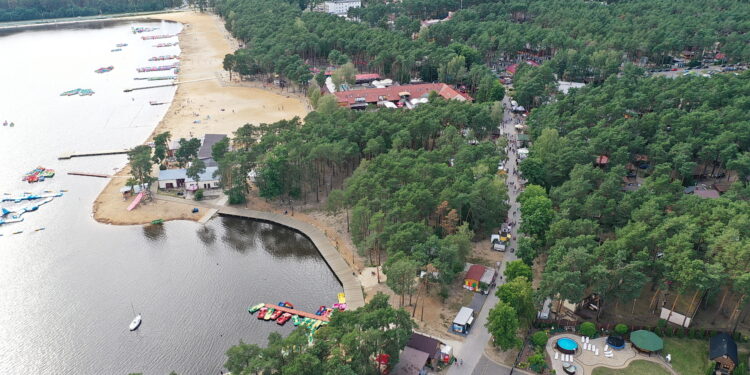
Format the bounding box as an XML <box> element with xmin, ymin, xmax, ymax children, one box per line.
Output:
<box><xmin>0</xmin><ymin>20</ymin><xmax>341</xmax><ymax>375</ymax></box>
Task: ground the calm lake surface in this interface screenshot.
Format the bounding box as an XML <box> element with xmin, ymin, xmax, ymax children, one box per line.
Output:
<box><xmin>0</xmin><ymin>20</ymin><xmax>341</xmax><ymax>375</ymax></box>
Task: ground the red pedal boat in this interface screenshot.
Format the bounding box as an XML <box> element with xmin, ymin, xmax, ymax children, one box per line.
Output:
<box><xmin>277</xmin><ymin>312</ymin><xmax>292</xmax><ymax>325</ymax></box>
<box><xmin>257</xmin><ymin>307</ymin><xmax>268</xmax><ymax>320</ymax></box>
<box><xmin>269</xmin><ymin>309</ymin><xmax>283</xmax><ymax>320</ymax></box>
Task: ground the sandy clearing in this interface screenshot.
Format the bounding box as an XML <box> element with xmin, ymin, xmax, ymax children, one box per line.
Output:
<box><xmin>92</xmin><ymin>11</ymin><xmax>309</xmax><ymax>225</ymax></box>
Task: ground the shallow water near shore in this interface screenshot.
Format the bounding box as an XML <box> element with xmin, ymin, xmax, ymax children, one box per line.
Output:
<box><xmin>0</xmin><ymin>20</ymin><xmax>341</xmax><ymax>375</ymax></box>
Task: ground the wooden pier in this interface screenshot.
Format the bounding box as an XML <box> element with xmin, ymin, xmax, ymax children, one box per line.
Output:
<box><xmin>58</xmin><ymin>149</ymin><xmax>130</xmax><ymax>160</ymax></box>
<box><xmin>67</xmin><ymin>172</ymin><xmax>110</xmax><ymax>178</ymax></box>
<box><xmin>263</xmin><ymin>304</ymin><xmax>330</xmax><ymax>322</ymax></box>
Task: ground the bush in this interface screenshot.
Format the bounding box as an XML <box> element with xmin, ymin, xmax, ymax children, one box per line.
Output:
<box><xmin>675</xmin><ymin>328</ymin><xmax>684</xmax><ymax>338</ymax></box>
<box><xmin>655</xmin><ymin>327</ymin><xmax>664</xmax><ymax>337</ymax></box>
<box><xmin>580</xmin><ymin>322</ymin><xmax>596</xmax><ymax>337</ymax></box>
<box><xmin>528</xmin><ymin>353</ymin><xmax>546</xmax><ymax>373</ymax></box>
<box><xmin>193</xmin><ymin>189</ymin><xmax>204</xmax><ymax>201</ymax></box>
<box><xmin>159</xmin><ymin>164</ymin><xmax>167</xmax><ymax>170</ymax></box>
<box><xmin>733</xmin><ymin>331</ymin><xmax>742</xmax><ymax>342</ymax></box>
<box><xmin>438</xmin><ymin>285</ymin><xmax>449</xmax><ymax>301</ymax></box>
<box><xmin>531</xmin><ymin>331</ymin><xmax>549</xmax><ymax>348</ymax></box>
<box><xmin>735</xmin><ymin>361</ymin><xmax>748</xmax><ymax>375</ymax></box>
<box><xmin>657</xmin><ymin>319</ymin><xmax>667</xmax><ymax>329</ymax></box>
<box><xmin>614</xmin><ymin>324</ymin><xmax>628</xmax><ymax>335</ymax></box>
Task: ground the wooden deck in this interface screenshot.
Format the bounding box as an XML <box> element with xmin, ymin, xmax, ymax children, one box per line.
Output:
<box><xmin>218</xmin><ymin>207</ymin><xmax>365</xmax><ymax>309</ymax></box>
<box><xmin>263</xmin><ymin>304</ymin><xmax>330</xmax><ymax>322</ymax></box>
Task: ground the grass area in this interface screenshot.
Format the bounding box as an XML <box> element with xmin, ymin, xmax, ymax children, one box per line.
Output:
<box><xmin>663</xmin><ymin>337</ymin><xmax>710</xmax><ymax>375</ymax></box>
<box><xmin>591</xmin><ymin>360</ymin><xmax>671</xmax><ymax>375</ymax></box>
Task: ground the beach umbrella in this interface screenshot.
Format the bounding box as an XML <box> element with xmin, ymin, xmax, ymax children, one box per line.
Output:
<box><xmin>630</xmin><ymin>330</ymin><xmax>663</xmax><ymax>352</ymax></box>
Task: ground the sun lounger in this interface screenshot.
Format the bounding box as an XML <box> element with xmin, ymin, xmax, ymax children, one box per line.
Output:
<box><xmin>595</xmin><ymin>349</ymin><xmax>599</xmax><ymax>356</ymax></box>
<box><xmin>581</xmin><ymin>336</ymin><xmax>585</xmax><ymax>343</ymax></box>
<box><xmin>605</xmin><ymin>345</ymin><xmax>609</xmax><ymax>351</ymax></box>
<box><xmin>605</xmin><ymin>353</ymin><xmax>614</xmax><ymax>358</ymax></box>
<box><xmin>555</xmin><ymin>352</ymin><xmax>559</xmax><ymax>360</ymax></box>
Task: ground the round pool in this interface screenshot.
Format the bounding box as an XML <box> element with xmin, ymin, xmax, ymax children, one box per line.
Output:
<box><xmin>556</xmin><ymin>338</ymin><xmax>578</xmax><ymax>354</ymax></box>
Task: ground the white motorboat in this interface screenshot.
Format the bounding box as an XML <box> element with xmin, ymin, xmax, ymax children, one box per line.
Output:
<box><xmin>129</xmin><ymin>314</ymin><xmax>142</xmax><ymax>331</ymax></box>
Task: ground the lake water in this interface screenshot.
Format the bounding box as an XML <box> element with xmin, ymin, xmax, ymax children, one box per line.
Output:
<box><xmin>0</xmin><ymin>20</ymin><xmax>341</xmax><ymax>374</ymax></box>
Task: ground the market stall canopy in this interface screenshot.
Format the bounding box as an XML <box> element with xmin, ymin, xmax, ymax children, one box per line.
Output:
<box><xmin>630</xmin><ymin>330</ymin><xmax>663</xmax><ymax>352</ymax></box>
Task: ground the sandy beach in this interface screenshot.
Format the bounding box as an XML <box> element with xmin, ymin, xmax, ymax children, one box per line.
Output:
<box><xmin>93</xmin><ymin>11</ymin><xmax>309</xmax><ymax>225</ymax></box>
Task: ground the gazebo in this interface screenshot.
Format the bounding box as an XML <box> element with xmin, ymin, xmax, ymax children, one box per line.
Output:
<box><xmin>630</xmin><ymin>330</ymin><xmax>663</xmax><ymax>354</ymax></box>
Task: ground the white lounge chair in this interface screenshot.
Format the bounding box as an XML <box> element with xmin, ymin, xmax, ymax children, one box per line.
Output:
<box><xmin>555</xmin><ymin>352</ymin><xmax>559</xmax><ymax>360</ymax></box>
<box><xmin>595</xmin><ymin>349</ymin><xmax>599</xmax><ymax>356</ymax></box>
<box><xmin>605</xmin><ymin>353</ymin><xmax>614</xmax><ymax>358</ymax></box>
<box><xmin>580</xmin><ymin>336</ymin><xmax>585</xmax><ymax>343</ymax></box>
<box><xmin>605</xmin><ymin>344</ymin><xmax>609</xmax><ymax>351</ymax></box>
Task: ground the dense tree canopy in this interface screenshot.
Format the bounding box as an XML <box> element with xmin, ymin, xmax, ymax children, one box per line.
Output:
<box><xmin>524</xmin><ymin>69</ymin><xmax>750</xmax><ymax>323</ymax></box>
<box><xmin>422</xmin><ymin>0</ymin><xmax>750</xmax><ymax>80</ymax></box>
<box><xmin>224</xmin><ymin>293</ymin><xmax>413</xmax><ymax>375</ymax></box>
<box><xmin>212</xmin><ymin>98</ymin><xmax>509</xmax><ymax>284</ymax></box>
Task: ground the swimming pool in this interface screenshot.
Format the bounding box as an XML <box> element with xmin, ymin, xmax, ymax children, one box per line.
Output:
<box><xmin>556</xmin><ymin>337</ymin><xmax>579</xmax><ymax>354</ymax></box>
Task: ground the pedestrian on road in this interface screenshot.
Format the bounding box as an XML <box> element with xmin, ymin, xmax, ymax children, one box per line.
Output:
<box><xmin>460</xmin><ymin>359</ymin><xmax>464</xmax><ymax>366</ymax></box>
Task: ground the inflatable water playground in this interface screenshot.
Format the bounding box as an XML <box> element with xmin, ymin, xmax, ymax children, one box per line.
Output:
<box><xmin>137</xmin><ymin>63</ymin><xmax>179</xmax><ymax>73</ymax></box>
<box><xmin>148</xmin><ymin>55</ymin><xmax>179</xmax><ymax>61</ymax></box>
<box><xmin>131</xmin><ymin>27</ymin><xmax>158</xmax><ymax>34</ymax></box>
<box><xmin>0</xmin><ymin>191</ymin><xmax>64</xmax><ymax>226</ymax></box>
<box><xmin>60</xmin><ymin>89</ymin><xmax>94</xmax><ymax>96</ymax></box>
<box><xmin>22</xmin><ymin>167</ymin><xmax>55</xmax><ymax>183</ymax></box>
<box><xmin>95</xmin><ymin>66</ymin><xmax>114</xmax><ymax>74</ymax></box>
<box><xmin>141</xmin><ymin>35</ymin><xmax>175</xmax><ymax>40</ymax></box>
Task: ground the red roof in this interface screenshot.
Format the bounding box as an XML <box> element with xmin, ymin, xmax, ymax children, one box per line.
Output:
<box><xmin>333</xmin><ymin>83</ymin><xmax>471</xmax><ymax>106</ymax></box>
<box><xmin>715</xmin><ymin>53</ymin><xmax>726</xmax><ymax>60</ymax></box>
<box><xmin>465</xmin><ymin>264</ymin><xmax>486</xmax><ymax>281</ymax></box>
<box><xmin>506</xmin><ymin>60</ymin><xmax>540</xmax><ymax>75</ymax></box>
<box><xmin>355</xmin><ymin>73</ymin><xmax>380</xmax><ymax>81</ymax></box>
<box><xmin>596</xmin><ymin>155</ymin><xmax>609</xmax><ymax>164</ymax></box>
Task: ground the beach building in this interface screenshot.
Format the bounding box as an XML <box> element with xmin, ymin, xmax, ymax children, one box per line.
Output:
<box><xmin>322</xmin><ymin>0</ymin><xmax>360</xmax><ymax>16</ymax></box>
<box><xmin>332</xmin><ymin>83</ymin><xmax>471</xmax><ymax>109</ymax></box>
<box><xmin>198</xmin><ymin>134</ymin><xmax>227</xmax><ymax>167</ymax></box>
<box><xmin>452</xmin><ymin>307</ymin><xmax>475</xmax><ymax>334</ymax></box>
<box><xmin>463</xmin><ymin>264</ymin><xmax>486</xmax><ymax>292</ymax></box>
<box><xmin>158</xmin><ymin>166</ymin><xmax>219</xmax><ymax>191</ymax></box>
<box><xmin>709</xmin><ymin>333</ymin><xmax>738</xmax><ymax>374</ymax></box>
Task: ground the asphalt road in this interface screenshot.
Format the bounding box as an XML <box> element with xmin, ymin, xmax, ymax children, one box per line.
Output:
<box><xmin>448</xmin><ymin>95</ymin><xmax>523</xmax><ymax>375</ymax></box>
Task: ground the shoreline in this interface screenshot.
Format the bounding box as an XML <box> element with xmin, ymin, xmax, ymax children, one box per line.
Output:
<box><xmin>0</xmin><ymin>9</ymin><xmax>186</xmax><ymax>30</ymax></box>
<box><xmin>92</xmin><ymin>11</ymin><xmax>309</xmax><ymax>225</ymax></box>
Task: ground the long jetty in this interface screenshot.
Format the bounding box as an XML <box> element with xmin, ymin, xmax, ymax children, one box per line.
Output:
<box><xmin>124</xmin><ymin>77</ymin><xmax>216</xmax><ymax>92</ymax></box>
<box><xmin>58</xmin><ymin>149</ymin><xmax>130</xmax><ymax>160</ymax></box>
<box><xmin>67</xmin><ymin>171</ymin><xmax>110</xmax><ymax>178</ymax></box>
<box><xmin>218</xmin><ymin>207</ymin><xmax>365</xmax><ymax>310</ymax></box>
<box><xmin>263</xmin><ymin>304</ymin><xmax>330</xmax><ymax>322</ymax></box>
